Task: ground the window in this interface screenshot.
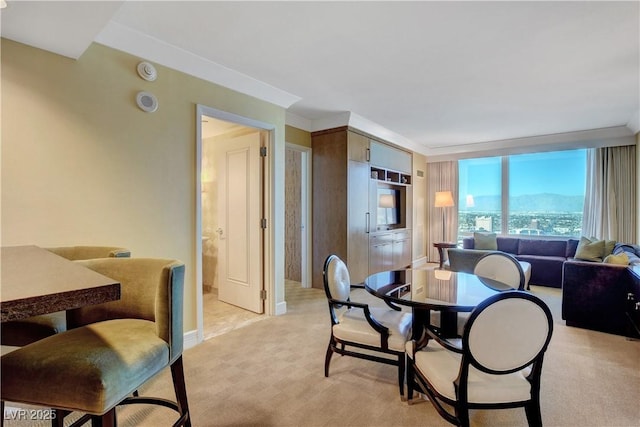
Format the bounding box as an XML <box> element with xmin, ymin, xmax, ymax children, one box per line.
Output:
<box><xmin>458</xmin><ymin>149</ymin><xmax>586</xmax><ymax>240</ymax></box>
<box><xmin>458</xmin><ymin>157</ymin><xmax>502</xmax><ymax>241</ymax></box>
<box><xmin>508</xmin><ymin>150</ymin><xmax>586</xmax><ymax>236</ymax></box>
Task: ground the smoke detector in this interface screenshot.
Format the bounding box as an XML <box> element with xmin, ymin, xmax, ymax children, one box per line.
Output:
<box><xmin>137</xmin><ymin>61</ymin><xmax>157</xmax><ymax>82</ymax></box>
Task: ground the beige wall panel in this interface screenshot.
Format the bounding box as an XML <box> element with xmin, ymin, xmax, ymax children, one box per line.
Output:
<box><xmin>285</xmin><ymin>125</ymin><xmax>311</xmax><ymax>148</ymax></box>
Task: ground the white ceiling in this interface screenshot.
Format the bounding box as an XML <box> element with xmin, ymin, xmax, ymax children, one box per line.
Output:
<box><xmin>2</xmin><ymin>1</ymin><xmax>638</xmax><ymax>157</ymax></box>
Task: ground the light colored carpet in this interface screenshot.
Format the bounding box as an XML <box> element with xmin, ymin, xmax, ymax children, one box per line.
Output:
<box><xmin>4</xmin><ymin>280</ymin><xmax>640</xmax><ymax>426</ymax></box>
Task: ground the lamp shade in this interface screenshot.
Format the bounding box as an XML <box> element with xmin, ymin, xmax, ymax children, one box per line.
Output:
<box><xmin>466</xmin><ymin>194</ymin><xmax>475</xmax><ymax>207</ymax></box>
<box><xmin>379</xmin><ymin>194</ymin><xmax>395</xmax><ymax>208</ymax></box>
<box><xmin>434</xmin><ymin>191</ymin><xmax>454</xmax><ymax>208</ymax></box>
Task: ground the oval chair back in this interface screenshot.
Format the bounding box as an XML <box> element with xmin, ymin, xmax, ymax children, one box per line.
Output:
<box><xmin>323</xmin><ymin>254</ymin><xmax>352</xmax><ymax>303</ymax></box>
<box><xmin>474</xmin><ymin>251</ymin><xmax>525</xmax><ymax>290</ymax></box>
<box><xmin>464</xmin><ymin>291</ymin><xmax>553</xmax><ymax>374</ymax></box>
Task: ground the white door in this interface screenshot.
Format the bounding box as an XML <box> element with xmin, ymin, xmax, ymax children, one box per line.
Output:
<box><xmin>216</xmin><ymin>131</ymin><xmax>264</xmax><ymax>313</ymax></box>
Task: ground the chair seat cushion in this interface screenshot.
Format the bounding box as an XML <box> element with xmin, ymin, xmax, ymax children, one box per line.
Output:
<box><xmin>413</xmin><ymin>340</ymin><xmax>531</xmax><ymax>403</ymax></box>
<box><xmin>1</xmin><ymin>312</ymin><xmax>67</xmax><ymax>347</ymax></box>
<box><xmin>519</xmin><ymin>261</ymin><xmax>531</xmax><ymax>288</ymax></box>
<box><xmin>1</xmin><ymin>318</ymin><xmax>169</xmax><ymax>414</ymax></box>
<box><xmin>334</xmin><ymin>307</ymin><xmax>412</xmax><ymax>351</ymax></box>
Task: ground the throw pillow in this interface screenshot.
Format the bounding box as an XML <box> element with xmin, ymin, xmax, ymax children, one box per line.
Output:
<box><xmin>591</xmin><ymin>236</ymin><xmax>616</xmax><ymax>257</ymax></box>
<box><xmin>603</xmin><ymin>252</ymin><xmax>629</xmax><ymax>265</ymax></box>
<box><xmin>474</xmin><ymin>232</ymin><xmax>497</xmax><ymax>250</ymax></box>
<box><xmin>574</xmin><ymin>236</ymin><xmax>605</xmax><ymax>262</ymax></box>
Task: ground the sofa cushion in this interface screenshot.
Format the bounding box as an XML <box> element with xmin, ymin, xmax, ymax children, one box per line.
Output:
<box><xmin>518</xmin><ymin>239</ymin><xmax>567</xmax><ymax>257</ymax></box>
<box><xmin>613</xmin><ymin>243</ymin><xmax>640</xmax><ymax>266</ymax></box>
<box><xmin>496</xmin><ymin>237</ymin><xmax>520</xmax><ymax>255</ymax></box>
<box><xmin>515</xmin><ymin>255</ymin><xmax>566</xmax><ymax>288</ymax></box>
<box><xmin>603</xmin><ymin>253</ymin><xmax>629</xmax><ymax>265</ymax></box>
<box><xmin>565</xmin><ymin>239</ymin><xmax>579</xmax><ymax>258</ymax></box>
<box><xmin>575</xmin><ymin>236</ymin><xmax>605</xmax><ymax>262</ymax></box>
<box><xmin>474</xmin><ymin>232</ymin><xmax>497</xmax><ymax>250</ymax></box>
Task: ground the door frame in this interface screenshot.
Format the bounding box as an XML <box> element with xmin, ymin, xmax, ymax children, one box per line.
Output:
<box><xmin>285</xmin><ymin>143</ymin><xmax>312</xmax><ymax>288</ymax></box>
<box><xmin>196</xmin><ymin>104</ymin><xmax>277</xmax><ymax>343</ymax></box>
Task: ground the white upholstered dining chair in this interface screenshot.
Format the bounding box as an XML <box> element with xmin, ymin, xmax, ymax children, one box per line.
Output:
<box><xmin>473</xmin><ymin>251</ymin><xmax>527</xmax><ymax>290</ymax></box>
<box><xmin>406</xmin><ymin>290</ymin><xmax>553</xmax><ymax>427</ymax></box>
<box><xmin>323</xmin><ymin>254</ymin><xmax>412</xmax><ymax>397</ymax></box>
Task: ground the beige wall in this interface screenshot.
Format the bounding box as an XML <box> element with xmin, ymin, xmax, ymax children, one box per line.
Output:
<box><xmin>412</xmin><ymin>152</ymin><xmax>428</xmax><ymax>263</ymax></box>
<box><xmin>1</xmin><ymin>39</ymin><xmax>286</xmax><ymax>332</ymax></box>
<box><xmin>285</xmin><ymin>125</ymin><xmax>311</xmax><ymax>147</ymax></box>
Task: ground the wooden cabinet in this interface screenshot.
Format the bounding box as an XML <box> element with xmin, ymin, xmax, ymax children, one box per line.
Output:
<box><xmin>312</xmin><ymin>127</ymin><xmax>371</xmax><ymax>287</ymax></box>
<box><xmin>369</xmin><ymin>230</ymin><xmax>412</xmax><ymax>275</ymax></box>
<box><xmin>312</xmin><ymin>126</ymin><xmax>413</xmax><ymax>288</ymax></box>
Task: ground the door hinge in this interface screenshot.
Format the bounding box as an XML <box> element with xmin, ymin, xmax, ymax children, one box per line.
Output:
<box><xmin>260</xmin><ymin>146</ymin><xmax>267</xmax><ymax>157</ymax></box>
<box><xmin>261</xmin><ymin>218</ymin><xmax>267</xmax><ymax>229</ymax></box>
<box><xmin>260</xmin><ymin>289</ymin><xmax>267</xmax><ymax>300</ymax></box>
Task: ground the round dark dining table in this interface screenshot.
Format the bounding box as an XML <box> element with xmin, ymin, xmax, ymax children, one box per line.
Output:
<box><xmin>364</xmin><ymin>268</ymin><xmax>514</xmax><ymax>338</ymax></box>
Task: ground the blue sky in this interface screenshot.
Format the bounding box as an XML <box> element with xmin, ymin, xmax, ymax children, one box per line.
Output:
<box><xmin>459</xmin><ymin>149</ymin><xmax>587</xmax><ymax>200</ymax></box>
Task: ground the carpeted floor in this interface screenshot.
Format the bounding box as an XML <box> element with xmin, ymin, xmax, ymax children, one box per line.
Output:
<box><xmin>4</xmin><ymin>280</ymin><xmax>640</xmax><ymax>426</ymax></box>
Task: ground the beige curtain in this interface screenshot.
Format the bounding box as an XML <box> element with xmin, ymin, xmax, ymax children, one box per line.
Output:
<box><xmin>583</xmin><ymin>145</ymin><xmax>637</xmax><ymax>243</ymax></box>
<box><xmin>427</xmin><ymin>161</ymin><xmax>458</xmax><ymax>262</ymax></box>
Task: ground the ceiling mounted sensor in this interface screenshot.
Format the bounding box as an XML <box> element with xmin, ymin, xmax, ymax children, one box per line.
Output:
<box><xmin>136</xmin><ymin>61</ymin><xmax>157</xmax><ymax>82</ymax></box>
<box><xmin>136</xmin><ymin>91</ymin><xmax>158</xmax><ymax>113</ymax></box>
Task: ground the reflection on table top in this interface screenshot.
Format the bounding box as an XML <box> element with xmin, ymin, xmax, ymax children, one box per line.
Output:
<box><xmin>1</xmin><ymin>245</ymin><xmax>121</xmax><ymax>322</ymax></box>
<box><xmin>364</xmin><ymin>268</ymin><xmax>513</xmax><ymax>312</ymax></box>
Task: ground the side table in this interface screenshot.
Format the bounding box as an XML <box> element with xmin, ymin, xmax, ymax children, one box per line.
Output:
<box><xmin>433</xmin><ymin>242</ymin><xmax>457</xmax><ymax>269</ymax></box>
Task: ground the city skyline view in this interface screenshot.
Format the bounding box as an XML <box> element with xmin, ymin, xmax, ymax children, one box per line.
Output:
<box><xmin>458</xmin><ymin>149</ymin><xmax>587</xmax><ymax>237</ymax></box>
<box><xmin>459</xmin><ymin>150</ymin><xmax>587</xmax><ymax>210</ymax></box>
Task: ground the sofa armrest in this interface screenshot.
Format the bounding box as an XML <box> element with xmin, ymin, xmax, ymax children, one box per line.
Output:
<box><xmin>562</xmin><ymin>260</ymin><xmax>631</xmax><ymax>335</ymax></box>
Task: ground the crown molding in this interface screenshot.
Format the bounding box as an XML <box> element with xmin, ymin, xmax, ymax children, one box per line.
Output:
<box><xmin>95</xmin><ymin>21</ymin><xmax>301</xmax><ymax>109</ymax></box>
<box><xmin>425</xmin><ymin>126</ymin><xmax>636</xmax><ymax>162</ymax></box>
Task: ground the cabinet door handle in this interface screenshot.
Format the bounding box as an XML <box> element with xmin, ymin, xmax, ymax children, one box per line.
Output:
<box><xmin>365</xmin><ymin>212</ymin><xmax>370</xmax><ymax>233</ymax></box>
<box><xmin>366</xmin><ymin>148</ymin><xmax>371</xmax><ymax>162</ymax></box>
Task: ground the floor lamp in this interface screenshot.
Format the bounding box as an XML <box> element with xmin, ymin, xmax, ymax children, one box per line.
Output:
<box><xmin>434</xmin><ymin>191</ymin><xmax>455</xmax><ymax>241</ymax></box>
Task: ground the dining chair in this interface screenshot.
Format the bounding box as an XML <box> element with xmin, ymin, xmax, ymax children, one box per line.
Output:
<box><xmin>431</xmin><ymin>251</ymin><xmax>525</xmax><ymax>338</ymax></box>
<box><xmin>323</xmin><ymin>254</ymin><xmax>413</xmax><ymax>397</ymax></box>
<box><xmin>0</xmin><ymin>246</ymin><xmax>131</xmax><ymax>347</ymax></box>
<box><xmin>406</xmin><ymin>291</ymin><xmax>554</xmax><ymax>427</ymax></box>
<box><xmin>1</xmin><ymin>257</ymin><xmax>190</xmax><ymax>427</ymax></box>
<box><xmin>473</xmin><ymin>251</ymin><xmax>526</xmax><ymax>290</ymax></box>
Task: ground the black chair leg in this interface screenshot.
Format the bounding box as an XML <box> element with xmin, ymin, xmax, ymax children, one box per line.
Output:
<box><xmin>455</xmin><ymin>406</ymin><xmax>470</xmax><ymax>427</ymax></box>
<box><xmin>406</xmin><ymin>357</ymin><xmax>415</xmax><ymax>401</ymax></box>
<box><xmin>324</xmin><ymin>342</ymin><xmax>334</xmax><ymax>377</ymax></box>
<box><xmin>171</xmin><ymin>356</ymin><xmax>191</xmax><ymax>427</ymax></box>
<box><xmin>525</xmin><ymin>400</ymin><xmax>543</xmax><ymax>427</ymax></box>
<box><xmin>397</xmin><ymin>354</ymin><xmax>405</xmax><ymax>397</ymax></box>
<box><xmin>53</xmin><ymin>409</ymin><xmax>68</xmax><ymax>427</ymax></box>
<box><xmin>91</xmin><ymin>408</ymin><xmax>116</xmax><ymax>427</ymax></box>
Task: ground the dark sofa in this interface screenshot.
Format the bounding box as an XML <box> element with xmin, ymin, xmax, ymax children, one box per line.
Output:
<box><xmin>462</xmin><ymin>236</ymin><xmax>578</xmax><ymax>288</ymax></box>
<box><xmin>562</xmin><ymin>244</ymin><xmax>640</xmax><ymax>337</ymax></box>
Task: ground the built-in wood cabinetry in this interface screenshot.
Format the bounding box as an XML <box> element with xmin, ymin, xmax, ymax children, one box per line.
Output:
<box><xmin>311</xmin><ymin>126</ymin><xmax>413</xmax><ymax>288</ymax></box>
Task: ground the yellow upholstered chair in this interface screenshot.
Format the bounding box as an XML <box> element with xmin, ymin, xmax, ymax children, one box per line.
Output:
<box><xmin>323</xmin><ymin>254</ymin><xmax>412</xmax><ymax>397</ymax></box>
<box><xmin>1</xmin><ymin>258</ymin><xmax>190</xmax><ymax>427</ymax></box>
<box><xmin>1</xmin><ymin>246</ymin><xmax>131</xmax><ymax>347</ymax></box>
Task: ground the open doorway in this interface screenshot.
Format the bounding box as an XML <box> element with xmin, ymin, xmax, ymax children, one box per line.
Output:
<box><xmin>196</xmin><ymin>105</ymin><xmax>275</xmax><ymax>341</ymax></box>
<box><xmin>285</xmin><ymin>143</ymin><xmax>312</xmax><ymax>289</ymax></box>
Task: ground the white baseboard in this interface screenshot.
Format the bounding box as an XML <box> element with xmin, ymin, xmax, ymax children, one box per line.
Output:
<box><xmin>183</xmin><ymin>329</ymin><xmax>199</xmax><ymax>350</ymax></box>
<box><xmin>412</xmin><ymin>256</ymin><xmax>428</xmax><ymax>267</ymax></box>
<box><xmin>275</xmin><ymin>300</ymin><xmax>287</xmax><ymax>316</ymax></box>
